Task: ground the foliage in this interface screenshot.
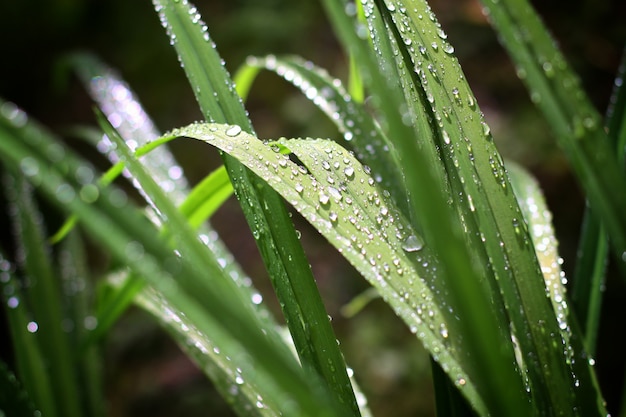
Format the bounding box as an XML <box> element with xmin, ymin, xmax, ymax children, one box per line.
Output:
<box><xmin>0</xmin><ymin>0</ymin><xmax>624</xmax><ymax>416</ymax></box>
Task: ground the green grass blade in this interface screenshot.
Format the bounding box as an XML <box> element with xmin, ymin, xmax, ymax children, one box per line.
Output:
<box><xmin>0</xmin><ymin>359</ymin><xmax>38</xmax><ymax>417</ymax></box>
<box><xmin>379</xmin><ymin>1</ymin><xmax>601</xmax><ymax>412</ymax></box>
<box><xmin>572</xmin><ymin>209</ymin><xmax>607</xmax><ymax>356</ymax></box>
<box><xmin>70</xmin><ymin>56</ymin><xmax>248</xmax><ymax>352</ymax></box>
<box><xmin>57</xmin><ymin>231</ymin><xmax>104</xmax><ymax>417</ymax></box>
<box><xmin>71</xmin><ymin>53</ymin><xmax>191</xmax><ymax>204</ymax></box>
<box><xmin>169</xmin><ymin>121</ymin><xmax>489</xmax><ymax>414</ymax></box>
<box><xmin>154</xmin><ymin>1</ymin><xmax>360</xmax><ymax>413</ymax></box>
<box><xmin>431</xmin><ymin>358</ymin><xmax>476</xmax><ymax>417</ymax></box>
<box><xmin>3</xmin><ymin>174</ymin><xmax>82</xmax><ymax>417</ymax></box>
<box><xmin>242</xmin><ymin>55</ymin><xmax>407</xmax><ymax>214</ymax></box>
<box><xmin>0</xmin><ymin>103</ymin><xmax>345</xmax><ymax>417</ymax></box>
<box><xmin>0</xmin><ymin>251</ymin><xmax>55</xmax><ymax>417</ymax></box>
<box><xmin>178</xmin><ymin>165</ymin><xmax>232</xmax><ymax>229</ymax></box>
<box><xmin>480</xmin><ymin>0</ymin><xmax>626</xmax><ymax>273</ymax></box>
<box><xmin>321</xmin><ymin>1</ymin><xmax>533</xmax><ymax>415</ymax></box>
<box><xmin>573</xmin><ymin>46</ymin><xmax>626</xmax><ymax>356</ymax></box>
<box><xmin>322</xmin><ymin>0</ymin><xmax>609</xmax><ymax>414</ymax></box>
<box><xmin>134</xmin><ymin>283</ymin><xmax>280</xmax><ymax>417</ymax></box>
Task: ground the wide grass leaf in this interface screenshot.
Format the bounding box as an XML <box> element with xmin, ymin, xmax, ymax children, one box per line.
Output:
<box><xmin>479</xmin><ymin>0</ymin><xmax>626</xmax><ymax>273</ymax></box>
<box><xmin>168</xmin><ymin>121</ymin><xmax>490</xmax><ymax>413</ymax></box>
<box><xmin>153</xmin><ymin>1</ymin><xmax>360</xmax><ymax>413</ymax></box>
<box><xmin>0</xmin><ymin>100</ymin><xmax>347</xmax><ymax>417</ymax></box>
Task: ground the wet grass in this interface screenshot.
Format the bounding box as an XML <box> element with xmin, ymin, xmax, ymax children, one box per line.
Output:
<box><xmin>0</xmin><ymin>0</ymin><xmax>625</xmax><ymax>416</ymax></box>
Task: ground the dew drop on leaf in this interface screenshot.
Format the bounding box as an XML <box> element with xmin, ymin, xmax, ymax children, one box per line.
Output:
<box><xmin>319</xmin><ymin>191</ymin><xmax>330</xmax><ymax>205</ymax></box>
<box><xmin>225</xmin><ymin>125</ymin><xmax>242</xmax><ymax>137</ymax></box>
<box><xmin>402</xmin><ymin>234</ymin><xmax>424</xmax><ymax>252</ymax></box>
<box><xmin>19</xmin><ymin>157</ymin><xmax>39</xmax><ymax>177</ymax></box>
<box><xmin>26</xmin><ymin>321</ymin><xmax>38</xmax><ymax>333</ymax></box>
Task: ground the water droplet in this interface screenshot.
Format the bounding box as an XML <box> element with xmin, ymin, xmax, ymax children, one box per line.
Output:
<box><xmin>125</xmin><ymin>241</ymin><xmax>145</xmax><ymax>260</ymax></box>
<box><xmin>19</xmin><ymin>157</ymin><xmax>39</xmax><ymax>177</ymax></box>
<box><xmin>319</xmin><ymin>191</ymin><xmax>330</xmax><ymax>205</ymax></box>
<box><xmin>79</xmin><ymin>184</ymin><xmax>99</xmax><ymax>203</ymax></box>
<box><xmin>327</xmin><ymin>186</ymin><xmax>342</xmax><ymax>201</ymax></box>
<box><xmin>84</xmin><ymin>316</ymin><xmax>98</xmax><ymax>330</ymax></box>
<box><xmin>251</xmin><ymin>293</ymin><xmax>263</xmax><ymax>305</ymax></box>
<box><xmin>27</xmin><ymin>321</ymin><xmax>38</xmax><ymax>333</ymax></box>
<box><xmin>439</xmin><ymin>323</ymin><xmax>449</xmax><ymax>338</ymax></box>
<box><xmin>481</xmin><ymin>121</ymin><xmax>491</xmax><ymax>136</ymax></box>
<box><xmin>55</xmin><ymin>183</ymin><xmax>75</xmax><ymax>203</ymax></box>
<box><xmin>7</xmin><ymin>296</ymin><xmax>19</xmax><ymax>309</ymax></box>
<box><xmin>402</xmin><ymin>234</ymin><xmax>424</xmax><ymax>252</ymax></box>
<box><xmin>542</xmin><ymin>61</ymin><xmax>555</xmax><ymax>78</ymax></box>
<box><xmin>1</xmin><ymin>101</ymin><xmax>27</xmax><ymax>127</ymax></box>
<box><xmin>225</xmin><ymin>125</ymin><xmax>242</xmax><ymax>137</ymax></box>
<box><xmin>344</xmin><ymin>166</ymin><xmax>355</xmax><ymax>179</ymax></box>
<box><xmin>442</xmin><ymin>130</ymin><xmax>450</xmax><ymax>144</ymax></box>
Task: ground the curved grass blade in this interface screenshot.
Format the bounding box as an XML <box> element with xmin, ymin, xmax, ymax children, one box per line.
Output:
<box><xmin>71</xmin><ymin>53</ymin><xmax>190</xmax><ymax>205</ymax></box>
<box><xmin>153</xmin><ymin>1</ymin><xmax>360</xmax><ymax>413</ymax></box>
<box><xmin>240</xmin><ymin>55</ymin><xmax>407</xmax><ymax>214</ymax></box>
<box><xmin>132</xmin><ymin>283</ymin><xmax>280</xmax><ymax>417</ymax></box>
<box><xmin>69</xmin><ymin>55</ymin><xmax>250</xmax><ymax>350</ymax></box>
<box><xmin>168</xmin><ymin>121</ymin><xmax>488</xmax><ymax>414</ymax></box>
<box><xmin>0</xmin><ymin>102</ymin><xmax>346</xmax><ymax>417</ymax></box>
<box><xmin>479</xmin><ymin>0</ymin><xmax>626</xmax><ymax>273</ymax></box>
<box><xmin>320</xmin><ymin>1</ymin><xmax>540</xmax><ymax>415</ymax></box>
<box><xmin>356</xmin><ymin>1</ymin><xmax>607</xmax><ymax>414</ymax></box>
<box><xmin>507</xmin><ymin>162</ymin><xmax>569</xmax><ymax>335</ymax></box>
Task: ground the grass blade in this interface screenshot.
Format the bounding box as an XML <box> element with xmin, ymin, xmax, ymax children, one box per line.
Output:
<box><xmin>3</xmin><ymin>174</ymin><xmax>82</xmax><ymax>417</ymax></box>
<box><xmin>0</xmin><ymin>359</ymin><xmax>38</xmax><ymax>417</ymax></box>
<box><xmin>320</xmin><ymin>0</ymin><xmax>608</xmax><ymax>415</ymax></box>
<box><xmin>57</xmin><ymin>231</ymin><xmax>104</xmax><ymax>417</ymax></box>
<box><xmin>0</xmin><ymin>101</ymin><xmax>346</xmax><ymax>417</ymax></box>
<box><xmin>133</xmin><ymin>283</ymin><xmax>280</xmax><ymax>417</ymax></box>
<box><xmin>573</xmin><ymin>47</ymin><xmax>626</xmax><ymax>355</ymax></box>
<box><xmin>168</xmin><ymin>121</ymin><xmax>489</xmax><ymax>413</ymax></box>
<box><xmin>480</xmin><ymin>0</ymin><xmax>626</xmax><ymax>273</ymax></box>
<box><xmin>153</xmin><ymin>1</ymin><xmax>360</xmax><ymax>413</ymax></box>
<box><xmin>240</xmin><ymin>55</ymin><xmax>407</xmax><ymax>213</ymax></box>
<box><xmin>70</xmin><ymin>55</ymin><xmax>246</xmax><ymax>350</ymax></box>
<box><xmin>321</xmin><ymin>1</ymin><xmax>533</xmax><ymax>415</ymax></box>
<box><xmin>0</xmin><ymin>251</ymin><xmax>55</xmax><ymax>417</ymax></box>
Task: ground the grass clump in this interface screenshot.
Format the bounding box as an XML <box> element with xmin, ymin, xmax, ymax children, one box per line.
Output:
<box><xmin>0</xmin><ymin>0</ymin><xmax>624</xmax><ymax>416</ymax></box>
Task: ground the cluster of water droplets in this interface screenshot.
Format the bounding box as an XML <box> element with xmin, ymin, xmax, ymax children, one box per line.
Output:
<box><xmin>85</xmin><ymin>59</ymin><xmax>189</xmax><ymax>212</ymax></box>
<box><xmin>276</xmin><ymin>136</ymin><xmax>469</xmax><ymax>383</ymax></box>
<box><xmin>174</xmin><ymin>122</ymin><xmax>462</xmax><ymax>367</ymax></box>
<box><xmin>139</xmin><ymin>288</ymin><xmax>271</xmax><ymax>412</ymax></box>
<box><xmin>520</xmin><ymin>182</ymin><xmax>577</xmax><ymax>366</ymax></box>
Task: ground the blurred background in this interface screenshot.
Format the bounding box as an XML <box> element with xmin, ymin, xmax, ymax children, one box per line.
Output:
<box><xmin>0</xmin><ymin>0</ymin><xmax>624</xmax><ymax>415</ymax></box>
